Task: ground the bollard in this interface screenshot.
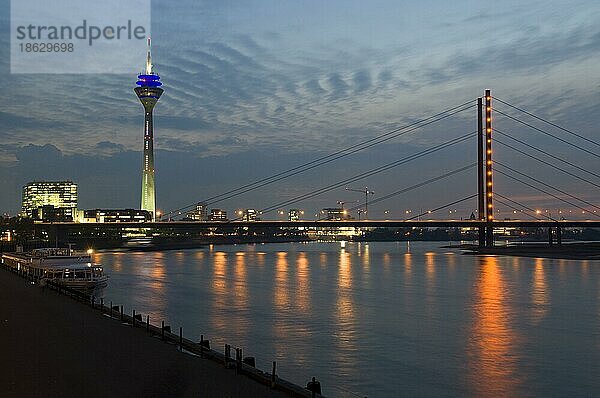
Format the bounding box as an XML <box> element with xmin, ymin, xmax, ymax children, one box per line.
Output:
<box><xmin>224</xmin><ymin>344</ymin><xmax>231</xmax><ymax>366</ymax></box>
<box><xmin>133</xmin><ymin>310</ymin><xmax>136</xmax><ymax>326</ymax></box>
<box><xmin>100</xmin><ymin>298</ymin><xmax>104</xmax><ymax>312</ymax></box>
<box><xmin>271</xmin><ymin>361</ymin><xmax>277</xmax><ymax>387</ymax></box>
<box><xmin>91</xmin><ymin>296</ymin><xmax>95</xmax><ymax>308</ymax></box>
<box><xmin>179</xmin><ymin>327</ymin><xmax>183</xmax><ymax>350</ymax></box>
<box><xmin>236</xmin><ymin>348</ymin><xmax>242</xmax><ymax>372</ymax></box>
<box><xmin>307</xmin><ymin>376</ymin><xmax>322</xmax><ymax>397</ymax></box>
<box><xmin>120</xmin><ymin>305</ymin><xmax>123</xmax><ymax>321</ymax></box>
<box><xmin>161</xmin><ymin>321</ymin><xmax>165</xmax><ymax>340</ymax></box>
<box><xmin>200</xmin><ymin>339</ymin><xmax>210</xmax><ymax>350</ymax></box>
<box><xmin>110</xmin><ymin>301</ymin><xmax>113</xmax><ymax>316</ymax></box>
<box><xmin>200</xmin><ymin>335</ymin><xmax>204</xmax><ymax>358</ymax></box>
<box><xmin>146</xmin><ymin>315</ymin><xmax>149</xmax><ymax>332</ymax></box>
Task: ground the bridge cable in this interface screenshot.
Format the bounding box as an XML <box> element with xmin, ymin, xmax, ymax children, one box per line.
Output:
<box><xmin>166</xmin><ymin>100</ymin><xmax>475</xmax><ymax>216</ymax></box>
<box><xmin>345</xmin><ymin>163</ymin><xmax>477</xmax><ymax>214</ymax></box>
<box><xmin>495</xmin><ymin>192</ymin><xmax>555</xmax><ymax>221</ymax></box>
<box><xmin>494</xmin><ymin>192</ymin><xmax>554</xmax><ymax>221</ymax></box>
<box><xmin>495</xmin><ymin>135</ymin><xmax>600</xmax><ymax>190</ymax></box>
<box><xmin>494</xmin><ymin>193</ymin><xmax>547</xmax><ymax>221</ymax></box>
<box><xmin>175</xmin><ymin>102</ymin><xmax>474</xmax><ymax>214</ymax></box>
<box><xmin>404</xmin><ymin>194</ymin><xmax>478</xmax><ymax>221</ymax></box>
<box><xmin>494</xmin><ymin>168</ymin><xmax>600</xmax><ymax>218</ymax></box>
<box><xmin>494</xmin><ymin>129</ymin><xmax>600</xmax><ymax>182</ymax></box>
<box><xmin>494</xmin><ymin>97</ymin><xmax>600</xmax><ymax>149</ymax></box>
<box><xmin>494</xmin><ymin>161</ymin><xmax>600</xmax><ymax>212</ymax></box>
<box><xmin>494</xmin><ymin>108</ymin><xmax>600</xmax><ymax>159</ymax></box>
<box><xmin>494</xmin><ymin>195</ymin><xmax>544</xmax><ymax>221</ymax></box>
<box><xmin>250</xmin><ymin>132</ymin><xmax>477</xmax><ymax>218</ymax></box>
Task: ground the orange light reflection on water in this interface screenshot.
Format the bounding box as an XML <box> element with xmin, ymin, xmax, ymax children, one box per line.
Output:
<box><xmin>274</xmin><ymin>252</ymin><xmax>290</xmax><ymax>310</ymax></box>
<box><xmin>335</xmin><ymin>250</ymin><xmax>356</xmax><ymax>355</ymax></box>
<box><xmin>531</xmin><ymin>258</ymin><xmax>549</xmax><ymax>324</ymax></box>
<box><xmin>404</xmin><ymin>253</ymin><xmax>412</xmax><ymax>280</ymax></box>
<box><xmin>468</xmin><ymin>256</ymin><xmax>523</xmax><ymax>397</ymax></box>
<box><xmin>296</xmin><ymin>252</ymin><xmax>311</xmax><ymax>313</ymax></box>
<box><xmin>273</xmin><ymin>251</ymin><xmax>290</xmax><ymax>358</ymax></box>
<box><xmin>211</xmin><ymin>251</ymin><xmax>228</xmax><ymax>333</ymax></box>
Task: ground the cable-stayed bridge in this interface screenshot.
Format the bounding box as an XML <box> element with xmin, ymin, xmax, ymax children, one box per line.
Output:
<box><xmin>41</xmin><ymin>89</ymin><xmax>600</xmax><ymax>247</ymax></box>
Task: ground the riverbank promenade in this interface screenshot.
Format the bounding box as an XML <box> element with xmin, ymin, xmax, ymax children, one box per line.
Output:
<box><xmin>0</xmin><ymin>269</ymin><xmax>290</xmax><ymax>397</ymax></box>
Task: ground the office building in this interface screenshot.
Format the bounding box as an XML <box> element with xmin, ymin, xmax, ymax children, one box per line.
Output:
<box><xmin>21</xmin><ymin>181</ymin><xmax>78</xmax><ymax>220</ymax></box>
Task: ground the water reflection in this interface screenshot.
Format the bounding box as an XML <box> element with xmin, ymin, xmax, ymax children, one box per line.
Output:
<box><xmin>468</xmin><ymin>256</ymin><xmax>522</xmax><ymax>397</ymax></box>
<box><xmin>234</xmin><ymin>252</ymin><xmax>248</xmax><ymax>305</ymax></box>
<box><xmin>296</xmin><ymin>252</ymin><xmax>311</xmax><ymax>313</ymax></box>
<box><xmin>425</xmin><ymin>252</ymin><xmax>436</xmax><ymax>288</ymax></box>
<box><xmin>211</xmin><ymin>251</ymin><xmax>228</xmax><ymax>333</ymax></box>
<box><xmin>362</xmin><ymin>243</ymin><xmax>370</xmax><ymax>267</ymax></box>
<box><xmin>531</xmin><ymin>258</ymin><xmax>549</xmax><ymax>324</ymax></box>
<box><xmin>335</xmin><ymin>250</ymin><xmax>356</xmax><ymax>357</ymax></box>
<box><xmin>274</xmin><ymin>252</ymin><xmax>289</xmax><ymax>310</ymax></box>
<box><xmin>273</xmin><ymin>251</ymin><xmax>290</xmax><ymax>358</ymax></box>
<box><xmin>319</xmin><ymin>252</ymin><xmax>328</xmax><ymax>267</ymax></box>
<box><xmin>404</xmin><ymin>253</ymin><xmax>412</xmax><ymax>280</ymax></box>
<box><xmin>96</xmin><ymin>242</ymin><xmax>599</xmax><ymax>397</ymax></box>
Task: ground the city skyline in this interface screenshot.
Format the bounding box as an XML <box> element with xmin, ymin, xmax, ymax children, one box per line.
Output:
<box><xmin>0</xmin><ymin>0</ymin><xmax>599</xmax><ymax>216</ymax></box>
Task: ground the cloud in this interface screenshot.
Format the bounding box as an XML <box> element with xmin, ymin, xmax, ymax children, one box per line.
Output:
<box><xmin>94</xmin><ymin>141</ymin><xmax>126</xmax><ymax>156</ymax></box>
<box><xmin>15</xmin><ymin>144</ymin><xmax>63</xmax><ymax>163</ymax></box>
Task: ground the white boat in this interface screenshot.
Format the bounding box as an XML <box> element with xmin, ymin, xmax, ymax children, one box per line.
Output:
<box><xmin>1</xmin><ymin>247</ymin><xmax>108</xmax><ymax>293</ymax></box>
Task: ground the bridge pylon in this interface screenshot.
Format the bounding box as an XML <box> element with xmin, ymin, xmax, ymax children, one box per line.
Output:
<box><xmin>477</xmin><ymin>97</ymin><xmax>485</xmax><ymax>247</ymax></box>
<box><xmin>484</xmin><ymin>89</ymin><xmax>494</xmax><ymax>247</ymax></box>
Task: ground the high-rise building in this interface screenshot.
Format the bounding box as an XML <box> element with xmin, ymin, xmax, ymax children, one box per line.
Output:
<box><xmin>135</xmin><ymin>38</ymin><xmax>163</xmax><ymax>221</ymax></box>
<box><xmin>21</xmin><ymin>181</ymin><xmax>78</xmax><ymax>219</ymax></box>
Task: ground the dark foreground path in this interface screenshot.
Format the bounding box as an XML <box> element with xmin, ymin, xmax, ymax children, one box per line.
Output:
<box><xmin>0</xmin><ymin>270</ymin><xmax>289</xmax><ymax>398</ymax></box>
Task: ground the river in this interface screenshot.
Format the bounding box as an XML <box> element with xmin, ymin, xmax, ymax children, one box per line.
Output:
<box><xmin>94</xmin><ymin>242</ymin><xmax>599</xmax><ymax>397</ymax></box>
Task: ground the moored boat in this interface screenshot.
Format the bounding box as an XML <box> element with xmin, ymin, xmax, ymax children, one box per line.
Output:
<box><xmin>1</xmin><ymin>247</ymin><xmax>108</xmax><ymax>293</ymax></box>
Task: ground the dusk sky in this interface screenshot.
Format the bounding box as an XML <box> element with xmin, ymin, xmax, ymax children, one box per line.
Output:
<box><xmin>1</xmin><ymin>0</ymin><xmax>598</xmax><ymax>218</ymax></box>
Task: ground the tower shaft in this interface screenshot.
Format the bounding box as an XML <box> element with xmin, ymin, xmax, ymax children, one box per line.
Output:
<box><xmin>135</xmin><ymin>38</ymin><xmax>163</xmax><ymax>221</ymax></box>
<box><xmin>141</xmin><ymin>107</ymin><xmax>156</xmax><ymax>217</ymax></box>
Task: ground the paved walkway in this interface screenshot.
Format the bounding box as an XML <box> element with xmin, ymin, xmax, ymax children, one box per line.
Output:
<box><xmin>0</xmin><ymin>269</ymin><xmax>290</xmax><ymax>397</ymax></box>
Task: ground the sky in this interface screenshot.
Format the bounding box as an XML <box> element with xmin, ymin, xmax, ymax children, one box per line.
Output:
<box><xmin>0</xmin><ymin>0</ymin><xmax>599</xmax><ymax>219</ymax></box>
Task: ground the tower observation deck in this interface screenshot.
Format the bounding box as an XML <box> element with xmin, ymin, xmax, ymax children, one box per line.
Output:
<box><xmin>135</xmin><ymin>38</ymin><xmax>163</xmax><ymax>221</ymax></box>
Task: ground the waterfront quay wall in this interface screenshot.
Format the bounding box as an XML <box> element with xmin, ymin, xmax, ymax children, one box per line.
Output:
<box><xmin>0</xmin><ymin>261</ymin><xmax>325</xmax><ymax>398</ymax></box>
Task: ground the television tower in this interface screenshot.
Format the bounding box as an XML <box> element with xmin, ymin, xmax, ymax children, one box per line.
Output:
<box><xmin>134</xmin><ymin>38</ymin><xmax>163</xmax><ymax>221</ymax></box>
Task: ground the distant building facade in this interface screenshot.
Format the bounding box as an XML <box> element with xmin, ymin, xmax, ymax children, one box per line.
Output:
<box><xmin>21</xmin><ymin>181</ymin><xmax>78</xmax><ymax>221</ymax></box>
<box><xmin>209</xmin><ymin>209</ymin><xmax>228</xmax><ymax>221</ymax></box>
<box><xmin>238</xmin><ymin>209</ymin><xmax>259</xmax><ymax>222</ymax></box>
<box><xmin>288</xmin><ymin>209</ymin><xmax>304</xmax><ymax>221</ymax></box>
<box><xmin>320</xmin><ymin>207</ymin><xmax>350</xmax><ymax>221</ymax></box>
<box><xmin>76</xmin><ymin>209</ymin><xmax>152</xmax><ymax>223</ymax></box>
<box><xmin>186</xmin><ymin>203</ymin><xmax>208</xmax><ymax>221</ymax></box>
